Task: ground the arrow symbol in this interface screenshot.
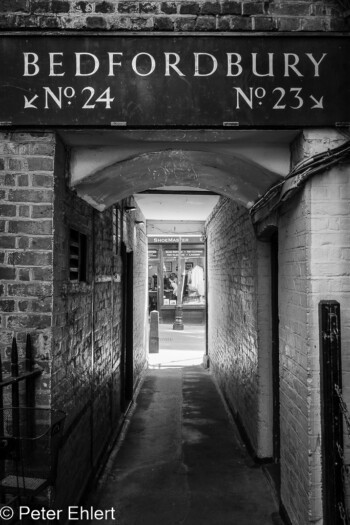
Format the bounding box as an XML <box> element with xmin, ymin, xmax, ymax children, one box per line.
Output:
<box><xmin>310</xmin><ymin>95</ymin><xmax>324</xmax><ymax>109</ymax></box>
<box><xmin>24</xmin><ymin>94</ymin><xmax>39</xmax><ymax>109</ymax></box>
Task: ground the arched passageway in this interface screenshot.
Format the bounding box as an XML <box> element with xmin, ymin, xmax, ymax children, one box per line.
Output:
<box><xmin>61</xmin><ymin>127</ymin><xmax>289</xmax><ymax>499</ymax></box>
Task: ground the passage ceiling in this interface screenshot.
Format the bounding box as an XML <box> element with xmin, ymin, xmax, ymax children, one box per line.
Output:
<box><xmin>60</xmin><ymin>129</ymin><xmax>298</xmax><ymax>211</ymax></box>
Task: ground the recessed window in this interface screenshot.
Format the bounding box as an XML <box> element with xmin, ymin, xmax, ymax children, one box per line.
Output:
<box><xmin>69</xmin><ymin>228</ymin><xmax>87</xmax><ymax>282</ymax></box>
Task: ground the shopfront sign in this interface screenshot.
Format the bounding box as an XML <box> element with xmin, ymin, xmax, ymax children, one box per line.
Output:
<box><xmin>149</xmin><ymin>236</ymin><xmax>203</xmax><ymax>244</ymax></box>
<box><xmin>0</xmin><ymin>34</ymin><xmax>349</xmax><ymax>127</ymax></box>
<box><xmin>165</xmin><ymin>250</ymin><xmax>204</xmax><ymax>258</ymax></box>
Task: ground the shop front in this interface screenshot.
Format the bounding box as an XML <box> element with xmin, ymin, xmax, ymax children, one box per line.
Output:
<box><xmin>148</xmin><ymin>236</ymin><xmax>206</xmax><ymax>324</ymax></box>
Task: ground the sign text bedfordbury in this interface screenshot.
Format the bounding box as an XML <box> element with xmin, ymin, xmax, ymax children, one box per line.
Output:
<box><xmin>0</xmin><ymin>35</ymin><xmax>349</xmax><ymax>127</ymax></box>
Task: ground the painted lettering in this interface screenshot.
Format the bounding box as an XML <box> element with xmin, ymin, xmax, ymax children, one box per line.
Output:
<box><xmin>252</xmin><ymin>53</ymin><xmax>274</xmax><ymax>77</ymax></box>
<box><xmin>284</xmin><ymin>53</ymin><xmax>303</xmax><ymax>77</ymax></box>
<box><xmin>49</xmin><ymin>53</ymin><xmax>65</xmax><ymax>77</ymax></box>
<box><xmin>306</xmin><ymin>53</ymin><xmax>327</xmax><ymax>77</ymax></box>
<box><xmin>23</xmin><ymin>52</ymin><xmax>39</xmax><ymax>76</ymax></box>
<box><xmin>227</xmin><ymin>53</ymin><xmax>243</xmax><ymax>77</ymax></box>
<box><xmin>132</xmin><ymin>53</ymin><xmax>156</xmax><ymax>76</ymax></box>
<box><xmin>194</xmin><ymin>53</ymin><xmax>218</xmax><ymax>77</ymax></box>
<box><xmin>108</xmin><ymin>52</ymin><xmax>123</xmax><ymax>76</ymax></box>
<box><xmin>75</xmin><ymin>53</ymin><xmax>100</xmax><ymax>77</ymax></box>
<box><xmin>164</xmin><ymin>53</ymin><xmax>185</xmax><ymax>77</ymax></box>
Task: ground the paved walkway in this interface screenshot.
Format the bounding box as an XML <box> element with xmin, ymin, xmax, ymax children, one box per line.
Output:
<box><xmin>87</xmin><ymin>332</ymin><xmax>279</xmax><ymax>525</ymax></box>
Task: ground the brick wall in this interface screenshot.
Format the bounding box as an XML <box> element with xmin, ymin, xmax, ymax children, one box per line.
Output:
<box><xmin>206</xmin><ymin>197</ymin><xmax>273</xmax><ymax>457</ymax></box>
<box><xmin>0</xmin><ymin>0</ymin><xmax>347</xmax><ymax>31</ymax></box>
<box><xmin>278</xmin><ymin>190</ymin><xmax>311</xmax><ymax>525</ymax></box>
<box><xmin>276</xmin><ymin>134</ymin><xmax>350</xmax><ymax>524</ymax></box>
<box><xmin>0</xmin><ymin>131</ymin><xmax>55</xmax><ymax>408</ymax></box>
<box><xmin>52</xmin><ymin>137</ymin><xmax>148</xmax><ymax>509</ymax></box>
<box><xmin>0</xmin><ymin>132</ymin><xmax>148</xmax><ymax>510</ymax></box>
<box><xmin>308</xmin><ymin>164</ymin><xmax>350</xmax><ymax>521</ymax></box>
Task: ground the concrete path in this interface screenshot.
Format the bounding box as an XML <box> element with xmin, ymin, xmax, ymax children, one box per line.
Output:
<box><xmin>87</xmin><ymin>363</ymin><xmax>278</xmax><ymax>525</ymax></box>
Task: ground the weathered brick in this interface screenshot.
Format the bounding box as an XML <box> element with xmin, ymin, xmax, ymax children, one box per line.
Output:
<box><xmin>242</xmin><ymin>1</ymin><xmax>264</xmax><ymax>16</ymax></box>
<box><xmin>8</xmin><ymin>283</ymin><xmax>52</xmax><ymax>297</ymax></box>
<box><xmin>30</xmin><ymin>0</ymin><xmax>51</xmax><ymax>13</ymax></box>
<box><xmin>140</xmin><ymin>2</ymin><xmax>159</xmax><ymax>13</ymax></box>
<box><xmin>301</xmin><ymin>16</ymin><xmax>328</xmax><ymax>31</ymax></box>
<box><xmin>8</xmin><ymin>251</ymin><xmax>52</xmax><ymax>266</ymax></box>
<box><xmin>18</xmin><ymin>268</ymin><xmax>31</xmax><ymax>281</ymax></box>
<box><xmin>130</xmin><ymin>16</ymin><xmax>154</xmax><ymax>30</ymax></box>
<box><xmin>27</xmin><ymin>157</ymin><xmax>54</xmax><ymax>171</ymax></box>
<box><xmin>174</xmin><ymin>16</ymin><xmax>196</xmax><ymax>31</ymax></box>
<box><xmin>51</xmin><ymin>0</ymin><xmax>70</xmax><ymax>13</ymax></box>
<box><xmin>154</xmin><ymin>15</ymin><xmax>174</xmax><ymax>30</ymax></box>
<box><xmin>8</xmin><ymin>220</ymin><xmax>52</xmax><ymax>235</ymax></box>
<box><xmin>0</xmin><ymin>267</ymin><xmax>16</xmax><ymax>280</ymax></box>
<box><xmin>0</xmin><ymin>236</ymin><xmax>16</xmax><ymax>249</ymax></box>
<box><xmin>0</xmin><ymin>0</ymin><xmax>28</xmax><ymax>13</ymax></box>
<box><xmin>195</xmin><ymin>15</ymin><xmax>216</xmax><ymax>30</ymax></box>
<box><xmin>95</xmin><ymin>1</ymin><xmax>115</xmax><ymax>13</ymax></box>
<box><xmin>221</xmin><ymin>0</ymin><xmax>242</xmax><ymax>15</ymax></box>
<box><xmin>18</xmin><ymin>174</ymin><xmax>29</xmax><ymax>186</ymax></box>
<box><xmin>270</xmin><ymin>2</ymin><xmax>310</xmax><ymax>17</ymax></box>
<box><xmin>253</xmin><ymin>15</ymin><xmax>278</xmax><ymax>30</ymax></box>
<box><xmin>32</xmin><ymin>174</ymin><xmax>54</xmax><ymax>187</ymax></box>
<box><xmin>0</xmin><ymin>300</ymin><xmax>15</xmax><ymax>312</ymax></box>
<box><xmin>8</xmin><ymin>189</ymin><xmax>52</xmax><ymax>203</ymax></box>
<box><xmin>160</xmin><ymin>2</ymin><xmax>176</xmax><ymax>14</ymax></box>
<box><xmin>73</xmin><ymin>1</ymin><xmax>94</xmax><ymax>13</ymax></box>
<box><xmin>18</xmin><ymin>237</ymin><xmax>29</xmax><ymax>249</ymax></box>
<box><xmin>19</xmin><ymin>205</ymin><xmax>30</xmax><ymax>217</ymax></box>
<box><xmin>277</xmin><ymin>16</ymin><xmax>301</xmax><ymax>31</ymax></box>
<box><xmin>18</xmin><ymin>300</ymin><xmax>29</xmax><ymax>311</ymax></box>
<box><xmin>201</xmin><ymin>2</ymin><xmax>221</xmax><ymax>15</ymax></box>
<box><xmin>0</xmin><ymin>159</ymin><xmax>5</xmax><ymax>170</ymax></box>
<box><xmin>0</xmin><ymin>204</ymin><xmax>16</xmax><ymax>217</ymax></box>
<box><xmin>33</xmin><ymin>267</ymin><xmax>53</xmax><ymax>281</ymax></box>
<box><xmin>117</xmin><ymin>1</ymin><xmax>139</xmax><ymax>13</ymax></box>
<box><xmin>7</xmin><ymin>314</ymin><xmax>51</xmax><ymax>329</ymax></box>
<box><xmin>217</xmin><ymin>14</ymin><xmax>253</xmax><ymax>29</ymax></box>
<box><xmin>87</xmin><ymin>15</ymin><xmax>109</xmax><ymax>28</ymax></box>
<box><xmin>179</xmin><ymin>2</ymin><xmax>200</xmax><ymax>15</ymax></box>
<box><xmin>31</xmin><ymin>205</ymin><xmax>53</xmax><ymax>219</ymax></box>
<box><xmin>9</xmin><ymin>158</ymin><xmax>25</xmax><ymax>171</ymax></box>
<box><xmin>31</xmin><ymin>237</ymin><xmax>53</xmax><ymax>250</ymax></box>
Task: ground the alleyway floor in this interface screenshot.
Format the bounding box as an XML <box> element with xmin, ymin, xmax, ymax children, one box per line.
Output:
<box><xmin>87</xmin><ymin>325</ymin><xmax>278</xmax><ymax>524</ymax></box>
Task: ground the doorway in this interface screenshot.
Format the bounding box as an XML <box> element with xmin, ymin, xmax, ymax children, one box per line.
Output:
<box><xmin>121</xmin><ymin>243</ymin><xmax>134</xmax><ymax>410</ymax></box>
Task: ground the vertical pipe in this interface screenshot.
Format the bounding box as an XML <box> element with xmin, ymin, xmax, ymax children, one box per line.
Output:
<box><xmin>90</xmin><ymin>210</ymin><xmax>96</xmax><ymax>468</ymax></box>
<box><xmin>0</xmin><ymin>352</ymin><xmax>4</xmax><ymax>493</ymax></box>
<box><xmin>177</xmin><ymin>237</ymin><xmax>182</xmax><ymax>306</ymax></box>
<box><xmin>159</xmin><ymin>246</ymin><xmax>164</xmax><ymax>318</ymax></box>
<box><xmin>25</xmin><ymin>334</ymin><xmax>35</xmax><ymax>442</ymax></box>
<box><xmin>11</xmin><ymin>337</ymin><xmax>19</xmax><ymax>438</ymax></box>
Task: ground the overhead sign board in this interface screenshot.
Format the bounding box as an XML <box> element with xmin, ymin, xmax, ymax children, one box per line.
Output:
<box><xmin>0</xmin><ymin>34</ymin><xmax>349</xmax><ymax>127</ymax></box>
<box><xmin>148</xmin><ymin>236</ymin><xmax>203</xmax><ymax>244</ymax></box>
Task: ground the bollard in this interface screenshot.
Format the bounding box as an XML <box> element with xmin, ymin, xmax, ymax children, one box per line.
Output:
<box><xmin>173</xmin><ymin>305</ymin><xmax>184</xmax><ymax>331</ymax></box>
<box><xmin>149</xmin><ymin>310</ymin><xmax>159</xmax><ymax>353</ymax></box>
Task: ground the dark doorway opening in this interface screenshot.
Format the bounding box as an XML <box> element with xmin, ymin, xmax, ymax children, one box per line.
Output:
<box><xmin>121</xmin><ymin>243</ymin><xmax>134</xmax><ymax>411</ymax></box>
<box><xmin>319</xmin><ymin>301</ymin><xmax>345</xmax><ymax>525</ymax></box>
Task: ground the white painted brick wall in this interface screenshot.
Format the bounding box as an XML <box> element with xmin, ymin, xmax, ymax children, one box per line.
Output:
<box><xmin>206</xmin><ymin>197</ymin><xmax>273</xmax><ymax>458</ymax></box>
<box><xmin>278</xmin><ymin>160</ymin><xmax>350</xmax><ymax>524</ymax></box>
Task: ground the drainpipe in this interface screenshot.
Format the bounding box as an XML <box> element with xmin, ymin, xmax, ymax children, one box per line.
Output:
<box><xmin>173</xmin><ymin>236</ymin><xmax>184</xmax><ymax>330</ymax></box>
<box><xmin>90</xmin><ymin>209</ymin><xmax>96</xmax><ymax>468</ymax></box>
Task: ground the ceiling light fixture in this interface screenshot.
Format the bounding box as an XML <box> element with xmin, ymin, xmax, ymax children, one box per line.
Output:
<box><xmin>124</xmin><ymin>206</ymin><xmax>136</xmax><ymax>212</ymax></box>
